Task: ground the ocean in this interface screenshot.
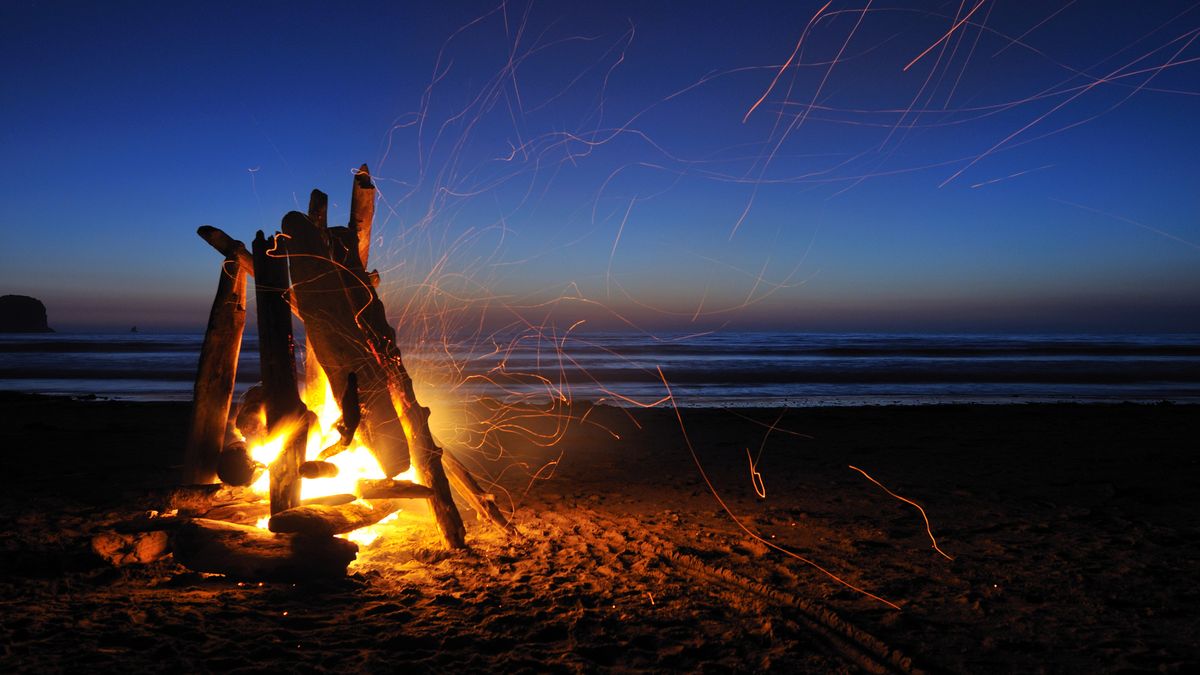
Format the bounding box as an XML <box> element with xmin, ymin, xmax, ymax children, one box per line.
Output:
<box><xmin>1</xmin><ymin>331</ymin><xmax>1198</xmax><ymax>407</ymax></box>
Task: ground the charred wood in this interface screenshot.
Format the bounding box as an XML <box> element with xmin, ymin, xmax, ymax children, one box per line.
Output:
<box><xmin>217</xmin><ymin>441</ymin><xmax>264</xmax><ymax>487</ymax></box>
<box><xmin>253</xmin><ymin>230</ymin><xmax>308</xmax><ymax>515</ymax></box>
<box><xmin>280</xmin><ymin>209</ymin><xmax>410</xmax><ymax>477</ymax></box>
<box><xmin>298</xmin><ymin>460</ymin><xmax>339</xmax><ymax>479</ymax></box>
<box><xmin>172</xmin><ymin>518</ymin><xmax>358</xmax><ymax>581</ymax></box>
<box><xmin>182</xmin><ymin>248</ymin><xmax>248</xmax><ymax>484</ymax></box>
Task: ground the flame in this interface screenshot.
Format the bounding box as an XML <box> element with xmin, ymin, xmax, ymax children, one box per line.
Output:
<box><xmin>245</xmin><ymin>361</ymin><xmax>418</xmax><ymax>541</ymax></box>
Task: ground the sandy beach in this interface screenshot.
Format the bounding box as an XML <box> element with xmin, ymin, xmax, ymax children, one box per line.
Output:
<box><xmin>1</xmin><ymin>393</ymin><xmax>1197</xmax><ymax>673</ymax></box>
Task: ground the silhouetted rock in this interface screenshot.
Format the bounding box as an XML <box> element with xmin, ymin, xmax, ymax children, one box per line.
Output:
<box><xmin>0</xmin><ymin>295</ymin><xmax>53</xmax><ymax>332</ymax></box>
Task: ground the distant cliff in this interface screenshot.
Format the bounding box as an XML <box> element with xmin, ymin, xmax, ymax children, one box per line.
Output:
<box><xmin>0</xmin><ymin>295</ymin><xmax>53</xmax><ymax>332</ymax></box>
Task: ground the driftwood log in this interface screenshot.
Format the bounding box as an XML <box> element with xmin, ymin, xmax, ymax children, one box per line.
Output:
<box><xmin>268</xmin><ymin>499</ymin><xmax>402</xmax><ymax>537</ymax></box>
<box><xmin>198</xmin><ymin>226</ymin><xmax>254</xmax><ymax>277</ymax></box>
<box><xmin>253</xmin><ymin>230</ymin><xmax>309</xmax><ymax>515</ymax></box>
<box><xmin>283</xmin><ymin>203</ymin><xmax>410</xmax><ymax>479</ymax></box>
<box><xmin>172</xmin><ymin>518</ymin><xmax>358</xmax><ymax>581</ymax></box>
<box><xmin>357</xmin><ymin>478</ymin><xmax>435</xmax><ymax>500</ymax></box>
<box><xmin>164</xmin><ymin>484</ymin><xmax>256</xmax><ymax>514</ymax></box>
<box><xmin>182</xmin><ymin>232</ymin><xmax>249</xmax><ymax>484</ymax></box>
<box><xmin>282</xmin><ymin>197</ymin><xmax>466</xmax><ymax>547</ymax></box>
<box><xmin>443</xmin><ymin>450</ymin><xmax>511</xmax><ymax>530</ymax></box>
<box><xmin>349</xmin><ymin>163</ymin><xmax>375</xmax><ymax>268</ymax></box>
<box><xmin>299</xmin><ymin>460</ymin><xmax>339</xmax><ymax>479</ymax></box>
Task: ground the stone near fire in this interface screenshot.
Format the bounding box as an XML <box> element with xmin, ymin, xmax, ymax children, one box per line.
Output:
<box><xmin>91</xmin><ymin>531</ymin><xmax>171</xmax><ymax>566</ymax></box>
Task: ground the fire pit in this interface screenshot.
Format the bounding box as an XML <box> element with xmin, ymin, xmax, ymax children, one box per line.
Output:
<box><xmin>94</xmin><ymin>166</ymin><xmax>508</xmax><ymax>580</ymax></box>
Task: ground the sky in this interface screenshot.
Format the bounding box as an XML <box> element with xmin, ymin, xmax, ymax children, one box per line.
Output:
<box><xmin>2</xmin><ymin>0</ymin><xmax>1199</xmax><ymax>334</ymax></box>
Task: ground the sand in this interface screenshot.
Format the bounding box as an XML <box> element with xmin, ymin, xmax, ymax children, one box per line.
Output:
<box><xmin>1</xmin><ymin>392</ymin><xmax>1198</xmax><ymax>673</ymax></box>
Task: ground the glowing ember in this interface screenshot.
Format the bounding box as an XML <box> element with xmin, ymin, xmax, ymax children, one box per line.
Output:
<box><xmin>246</xmin><ymin>362</ymin><xmax>419</xmax><ymax>539</ymax></box>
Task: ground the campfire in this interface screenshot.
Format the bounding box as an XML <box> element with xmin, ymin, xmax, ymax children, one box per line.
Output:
<box><xmin>94</xmin><ymin>166</ymin><xmax>508</xmax><ymax>580</ymax></box>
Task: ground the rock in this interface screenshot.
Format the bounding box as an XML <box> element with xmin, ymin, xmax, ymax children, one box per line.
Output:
<box><xmin>92</xmin><ymin>531</ymin><xmax>172</xmax><ymax>565</ymax></box>
<box><xmin>0</xmin><ymin>295</ymin><xmax>53</xmax><ymax>332</ymax></box>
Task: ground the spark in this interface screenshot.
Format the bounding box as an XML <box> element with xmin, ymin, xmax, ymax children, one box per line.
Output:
<box><xmin>969</xmin><ymin>164</ymin><xmax>1054</xmax><ymax>188</ymax></box>
<box><xmin>1051</xmin><ymin>199</ymin><xmax>1200</xmax><ymax>253</ymax></box>
<box><xmin>903</xmin><ymin>0</ymin><xmax>989</xmax><ymax>72</ymax></box>
<box><xmin>659</xmin><ymin>367</ymin><xmax>901</xmax><ymax>610</ymax></box>
<box><xmin>848</xmin><ymin>464</ymin><xmax>954</xmax><ymax>561</ymax></box>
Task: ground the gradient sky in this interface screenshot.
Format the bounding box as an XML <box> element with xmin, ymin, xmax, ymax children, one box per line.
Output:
<box><xmin>2</xmin><ymin>1</ymin><xmax>1198</xmax><ymax>333</ymax></box>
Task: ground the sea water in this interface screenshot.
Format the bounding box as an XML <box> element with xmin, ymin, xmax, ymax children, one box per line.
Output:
<box><xmin>1</xmin><ymin>331</ymin><xmax>1198</xmax><ymax>407</ymax></box>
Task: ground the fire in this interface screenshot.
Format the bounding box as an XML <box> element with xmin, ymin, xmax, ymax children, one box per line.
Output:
<box><xmin>246</xmin><ymin>361</ymin><xmax>419</xmax><ymax>543</ymax></box>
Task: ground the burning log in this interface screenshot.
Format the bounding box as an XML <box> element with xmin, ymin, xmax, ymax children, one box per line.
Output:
<box><xmin>291</xmin><ymin>167</ymin><xmax>468</xmax><ymax>548</ymax></box>
<box><xmin>171</xmin><ymin>518</ymin><xmax>358</xmax><ymax>581</ymax></box>
<box><xmin>281</xmin><ymin>207</ymin><xmax>411</xmax><ymax>479</ymax></box>
<box><xmin>217</xmin><ymin>441</ymin><xmax>264</xmax><ymax>487</ymax></box>
<box><xmin>298</xmin><ymin>460</ymin><xmax>339</xmax><ymax>479</ymax></box>
<box><xmin>303</xmin><ymin>493</ymin><xmax>357</xmax><ymax>507</ymax></box>
<box><xmin>357</xmin><ymin>478</ymin><xmax>435</xmax><ymax>500</ymax></box>
<box><xmin>267</xmin><ymin>499</ymin><xmax>402</xmax><ymax>537</ymax></box>
<box><xmin>253</xmin><ymin>230</ymin><xmax>309</xmax><ymax>515</ymax></box>
<box><xmin>182</xmin><ymin>233</ymin><xmax>249</xmax><ymax>484</ymax></box>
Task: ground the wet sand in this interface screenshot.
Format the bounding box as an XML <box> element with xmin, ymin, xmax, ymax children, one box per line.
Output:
<box><xmin>1</xmin><ymin>393</ymin><xmax>1197</xmax><ymax>673</ymax></box>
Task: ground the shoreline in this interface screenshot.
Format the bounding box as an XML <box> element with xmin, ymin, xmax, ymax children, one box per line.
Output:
<box><xmin>3</xmin><ymin>387</ymin><xmax>1200</xmax><ymax>408</ymax></box>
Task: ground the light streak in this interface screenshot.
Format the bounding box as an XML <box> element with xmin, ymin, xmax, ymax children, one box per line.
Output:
<box><xmin>1051</xmin><ymin>199</ymin><xmax>1200</xmax><ymax>253</ymax></box>
<box><xmin>848</xmin><ymin>465</ymin><xmax>953</xmax><ymax>561</ymax></box>
<box><xmin>903</xmin><ymin>0</ymin><xmax>989</xmax><ymax>72</ymax></box>
<box><xmin>658</xmin><ymin>367</ymin><xmax>901</xmax><ymax>610</ymax></box>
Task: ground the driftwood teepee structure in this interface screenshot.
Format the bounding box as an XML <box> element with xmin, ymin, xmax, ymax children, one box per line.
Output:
<box><xmin>181</xmin><ymin>165</ymin><xmax>507</xmax><ymax>552</ymax></box>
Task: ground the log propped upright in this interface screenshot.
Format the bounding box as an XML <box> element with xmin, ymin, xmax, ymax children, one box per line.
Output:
<box><xmin>252</xmin><ymin>230</ymin><xmax>308</xmax><ymax>515</ymax></box>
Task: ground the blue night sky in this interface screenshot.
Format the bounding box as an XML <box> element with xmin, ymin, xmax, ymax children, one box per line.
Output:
<box><xmin>2</xmin><ymin>1</ymin><xmax>1198</xmax><ymax>333</ymax></box>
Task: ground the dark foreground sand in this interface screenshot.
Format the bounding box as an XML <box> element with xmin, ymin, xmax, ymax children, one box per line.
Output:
<box><xmin>1</xmin><ymin>393</ymin><xmax>1197</xmax><ymax>673</ymax></box>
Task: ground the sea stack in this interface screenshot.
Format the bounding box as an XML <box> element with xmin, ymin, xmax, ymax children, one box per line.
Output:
<box><xmin>0</xmin><ymin>295</ymin><xmax>53</xmax><ymax>332</ymax></box>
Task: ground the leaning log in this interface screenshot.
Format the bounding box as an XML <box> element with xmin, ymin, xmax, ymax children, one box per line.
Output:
<box><xmin>443</xmin><ymin>450</ymin><xmax>511</xmax><ymax>531</ymax></box>
<box><xmin>198</xmin><ymin>225</ymin><xmax>255</xmax><ymax>276</ymax></box>
<box><xmin>280</xmin><ymin>208</ymin><xmax>410</xmax><ymax>477</ymax></box>
<box><xmin>253</xmin><ymin>230</ymin><xmax>308</xmax><ymax>515</ymax></box>
<box><xmin>310</xmin><ymin>168</ymin><xmax>467</xmax><ymax>547</ymax></box>
<box><xmin>182</xmin><ymin>246</ymin><xmax>248</xmax><ymax>485</ymax></box>
<box><xmin>172</xmin><ymin>518</ymin><xmax>358</xmax><ymax>581</ymax></box>
<box><xmin>349</xmin><ymin>163</ymin><xmax>375</xmax><ymax>268</ymax></box>
<box><xmin>268</xmin><ymin>499</ymin><xmax>402</xmax><ymax>537</ymax></box>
